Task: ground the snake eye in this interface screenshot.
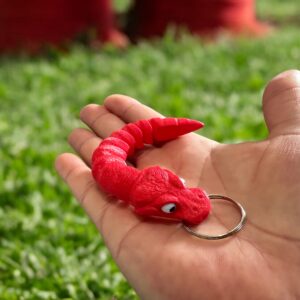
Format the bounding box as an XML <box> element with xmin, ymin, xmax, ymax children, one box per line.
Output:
<box><xmin>161</xmin><ymin>203</ymin><xmax>177</xmax><ymax>213</ymax></box>
<box><xmin>179</xmin><ymin>177</ymin><xmax>186</xmax><ymax>186</ymax></box>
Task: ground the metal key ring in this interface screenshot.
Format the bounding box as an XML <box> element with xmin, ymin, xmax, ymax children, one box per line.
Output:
<box><xmin>183</xmin><ymin>194</ymin><xmax>247</xmax><ymax>240</ymax></box>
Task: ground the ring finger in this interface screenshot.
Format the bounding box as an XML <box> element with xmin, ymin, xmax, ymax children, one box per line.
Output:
<box><xmin>68</xmin><ymin>128</ymin><xmax>100</xmax><ymax>166</ymax></box>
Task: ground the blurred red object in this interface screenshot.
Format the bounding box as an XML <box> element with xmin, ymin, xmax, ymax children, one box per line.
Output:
<box><xmin>127</xmin><ymin>0</ymin><xmax>270</xmax><ymax>40</ymax></box>
<box><xmin>0</xmin><ymin>0</ymin><xmax>127</xmax><ymax>53</ymax></box>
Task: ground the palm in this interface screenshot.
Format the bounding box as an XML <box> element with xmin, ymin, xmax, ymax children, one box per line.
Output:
<box><xmin>56</xmin><ymin>71</ymin><xmax>300</xmax><ymax>299</ymax></box>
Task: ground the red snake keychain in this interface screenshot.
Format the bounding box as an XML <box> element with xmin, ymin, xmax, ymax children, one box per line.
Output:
<box><xmin>92</xmin><ymin>117</ymin><xmax>246</xmax><ymax>240</ymax></box>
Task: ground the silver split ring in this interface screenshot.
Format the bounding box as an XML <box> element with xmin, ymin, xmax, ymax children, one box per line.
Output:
<box><xmin>183</xmin><ymin>194</ymin><xmax>247</xmax><ymax>240</ymax></box>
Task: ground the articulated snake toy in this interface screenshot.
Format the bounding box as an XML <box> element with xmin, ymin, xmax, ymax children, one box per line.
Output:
<box><xmin>92</xmin><ymin>117</ymin><xmax>246</xmax><ymax>240</ymax></box>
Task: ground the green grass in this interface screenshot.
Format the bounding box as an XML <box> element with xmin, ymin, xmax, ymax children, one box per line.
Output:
<box><xmin>0</xmin><ymin>1</ymin><xmax>300</xmax><ymax>299</ymax></box>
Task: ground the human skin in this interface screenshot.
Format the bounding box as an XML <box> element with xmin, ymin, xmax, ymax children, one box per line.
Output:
<box><xmin>56</xmin><ymin>70</ymin><xmax>300</xmax><ymax>300</ymax></box>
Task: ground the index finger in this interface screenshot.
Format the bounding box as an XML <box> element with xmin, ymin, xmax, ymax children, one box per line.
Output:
<box><xmin>104</xmin><ymin>94</ymin><xmax>163</xmax><ymax>123</ymax></box>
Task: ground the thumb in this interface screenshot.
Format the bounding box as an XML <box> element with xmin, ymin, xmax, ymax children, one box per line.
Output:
<box><xmin>263</xmin><ymin>70</ymin><xmax>300</xmax><ymax>138</ymax></box>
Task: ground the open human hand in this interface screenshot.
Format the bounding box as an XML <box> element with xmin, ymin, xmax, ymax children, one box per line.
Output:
<box><xmin>55</xmin><ymin>70</ymin><xmax>300</xmax><ymax>299</ymax></box>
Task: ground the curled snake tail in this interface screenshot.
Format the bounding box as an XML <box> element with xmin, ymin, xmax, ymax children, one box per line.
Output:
<box><xmin>92</xmin><ymin>134</ymin><xmax>140</xmax><ymax>201</ymax></box>
<box><xmin>92</xmin><ymin>117</ymin><xmax>204</xmax><ymax>202</ymax></box>
<box><xmin>134</xmin><ymin>119</ymin><xmax>154</xmax><ymax>144</ymax></box>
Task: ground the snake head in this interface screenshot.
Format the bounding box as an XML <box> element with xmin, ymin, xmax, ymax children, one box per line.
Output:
<box><xmin>135</xmin><ymin>188</ymin><xmax>210</xmax><ymax>225</ymax></box>
<box><xmin>131</xmin><ymin>167</ymin><xmax>211</xmax><ymax>225</ymax></box>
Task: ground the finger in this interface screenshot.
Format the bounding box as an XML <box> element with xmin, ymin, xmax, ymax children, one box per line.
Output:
<box><xmin>55</xmin><ymin>153</ymin><xmax>107</xmax><ymax>223</ymax></box>
<box><xmin>55</xmin><ymin>153</ymin><xmax>141</xmax><ymax>257</ymax></box>
<box><xmin>263</xmin><ymin>70</ymin><xmax>300</xmax><ymax>138</ymax></box>
<box><xmin>68</xmin><ymin>128</ymin><xmax>101</xmax><ymax>166</ymax></box>
<box><xmin>80</xmin><ymin>104</ymin><xmax>125</xmax><ymax>138</ymax></box>
<box><xmin>104</xmin><ymin>94</ymin><xmax>163</xmax><ymax>123</ymax></box>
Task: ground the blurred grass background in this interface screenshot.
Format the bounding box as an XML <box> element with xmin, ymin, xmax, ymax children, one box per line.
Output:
<box><xmin>0</xmin><ymin>0</ymin><xmax>299</xmax><ymax>299</ymax></box>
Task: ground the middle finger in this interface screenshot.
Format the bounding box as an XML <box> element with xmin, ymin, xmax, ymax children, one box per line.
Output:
<box><xmin>80</xmin><ymin>104</ymin><xmax>125</xmax><ymax>138</ymax></box>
